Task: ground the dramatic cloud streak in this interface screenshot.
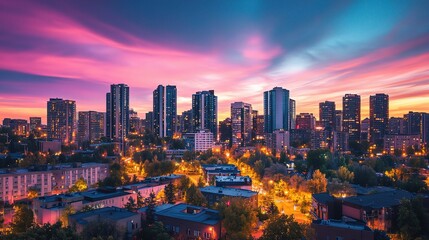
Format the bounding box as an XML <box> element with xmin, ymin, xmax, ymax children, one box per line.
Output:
<box><xmin>0</xmin><ymin>0</ymin><xmax>428</xmax><ymax>122</ymax></box>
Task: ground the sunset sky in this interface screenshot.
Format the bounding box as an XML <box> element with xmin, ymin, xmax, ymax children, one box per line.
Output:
<box><xmin>1</xmin><ymin>0</ymin><xmax>429</xmax><ymax>124</ymax></box>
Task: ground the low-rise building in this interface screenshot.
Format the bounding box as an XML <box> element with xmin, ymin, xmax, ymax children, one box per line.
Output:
<box><xmin>199</xmin><ymin>186</ymin><xmax>258</xmax><ymax>208</ymax></box>
<box><xmin>214</xmin><ymin>176</ymin><xmax>252</xmax><ymax>190</ymax></box>
<box><xmin>201</xmin><ymin>164</ymin><xmax>240</xmax><ymax>183</ymax></box>
<box><xmin>384</xmin><ymin>134</ymin><xmax>420</xmax><ymax>153</ymax></box>
<box><xmin>0</xmin><ymin>163</ymin><xmax>108</xmax><ymax>203</ymax></box>
<box><xmin>155</xmin><ymin>203</ymin><xmax>223</xmax><ymax>240</ymax></box>
<box><xmin>311</xmin><ymin>219</ymin><xmax>374</xmax><ymax>240</ymax></box>
<box><xmin>69</xmin><ymin>207</ymin><xmax>141</xmax><ymax>238</ymax></box>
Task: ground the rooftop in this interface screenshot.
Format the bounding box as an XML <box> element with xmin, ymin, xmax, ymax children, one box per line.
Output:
<box><xmin>215</xmin><ymin>175</ymin><xmax>251</xmax><ymax>183</ymax></box>
<box><xmin>312</xmin><ymin>192</ymin><xmax>334</xmax><ymax>204</ymax></box>
<box><xmin>69</xmin><ymin>207</ymin><xmax>138</xmax><ymax>225</ymax></box>
<box><xmin>343</xmin><ymin>189</ymin><xmax>414</xmax><ymax>209</ymax></box>
<box><xmin>312</xmin><ymin>219</ymin><xmax>372</xmax><ymax>231</ymax></box>
<box><xmin>156</xmin><ymin>203</ymin><xmax>220</xmax><ymax>225</ymax></box>
<box><xmin>200</xmin><ymin>186</ymin><xmax>258</xmax><ymax>198</ymax></box>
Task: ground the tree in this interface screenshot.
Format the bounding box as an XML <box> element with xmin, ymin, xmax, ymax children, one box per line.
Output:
<box><xmin>307</xmin><ymin>170</ymin><xmax>327</xmax><ymax>194</ymax></box>
<box><xmin>260</xmin><ymin>214</ymin><xmax>304</xmax><ymax>240</ymax></box>
<box><xmin>337</xmin><ymin>166</ymin><xmax>354</xmax><ymax>183</ymax></box>
<box><xmin>185</xmin><ymin>184</ymin><xmax>207</xmax><ymax>207</ymax></box>
<box><xmin>327</xmin><ymin>179</ymin><xmax>356</xmax><ymax>198</ymax></box>
<box><xmin>197</xmin><ymin>176</ymin><xmax>205</xmax><ymax>188</ymax></box>
<box><xmin>140</xmin><ymin>221</ymin><xmax>173</xmax><ymax>240</ymax></box>
<box><xmin>137</xmin><ymin>191</ymin><xmax>145</xmax><ymax>208</ymax></box>
<box><xmin>68</xmin><ymin>177</ymin><xmax>88</xmax><ymax>193</ymax></box>
<box><xmin>27</xmin><ymin>187</ymin><xmax>39</xmax><ymax>199</ymax></box>
<box><xmin>124</xmin><ymin>196</ymin><xmax>137</xmax><ymax>212</ymax></box>
<box><xmin>80</xmin><ymin>220</ymin><xmax>123</xmax><ymax>240</ymax></box>
<box><xmin>397</xmin><ymin>199</ymin><xmax>421</xmax><ymax>240</ymax></box>
<box><xmin>374</xmin><ymin>230</ymin><xmax>391</xmax><ymax>240</ymax></box>
<box><xmin>164</xmin><ymin>182</ymin><xmax>176</xmax><ymax>204</ymax></box>
<box><xmin>352</xmin><ymin>164</ymin><xmax>377</xmax><ymax>187</ymax></box>
<box><xmin>306</xmin><ymin>149</ymin><xmax>330</xmax><ymax>170</ymax></box>
<box><xmin>3</xmin><ymin>221</ymin><xmax>78</xmax><ymax>240</ymax></box>
<box><xmin>146</xmin><ymin>191</ymin><xmax>157</xmax><ymax>224</ymax></box>
<box><xmin>218</xmin><ymin>197</ymin><xmax>258</xmax><ymax>240</ymax></box>
<box><xmin>60</xmin><ymin>205</ymin><xmax>75</xmax><ymax>227</ymax></box>
<box><xmin>10</xmin><ymin>204</ymin><xmax>34</xmax><ymax>233</ymax></box>
<box><xmin>101</xmin><ymin>163</ymin><xmax>130</xmax><ymax>187</ymax></box>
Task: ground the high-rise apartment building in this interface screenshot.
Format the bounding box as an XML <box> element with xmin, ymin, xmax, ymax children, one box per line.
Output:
<box><xmin>404</xmin><ymin>111</ymin><xmax>429</xmax><ymax>145</ymax></box>
<box><xmin>343</xmin><ymin>94</ymin><xmax>361</xmax><ymax>143</ymax></box>
<box><xmin>388</xmin><ymin>117</ymin><xmax>405</xmax><ymax>135</ymax></box>
<box><xmin>181</xmin><ymin>110</ymin><xmax>193</xmax><ymax>134</ymax></box>
<box><xmin>192</xmin><ymin>90</ymin><xmax>217</xmax><ymax>139</ymax></box>
<box><xmin>319</xmin><ymin>101</ymin><xmax>336</xmax><ymax>131</ymax></box>
<box><xmin>219</xmin><ymin>118</ymin><xmax>232</xmax><ymax>144</ymax></box>
<box><xmin>231</xmin><ymin>102</ymin><xmax>252</xmax><ymax>146</ymax></box>
<box><xmin>153</xmin><ymin>85</ymin><xmax>177</xmax><ymax>138</ymax></box>
<box><xmin>144</xmin><ymin>112</ymin><xmax>154</xmax><ymax>132</ymax></box>
<box><xmin>106</xmin><ymin>84</ymin><xmax>129</xmax><ymax>151</ymax></box>
<box><xmin>78</xmin><ymin>111</ymin><xmax>105</xmax><ymax>144</ymax></box>
<box><xmin>335</xmin><ymin>110</ymin><xmax>343</xmax><ymax>132</ymax></box>
<box><xmin>369</xmin><ymin>94</ymin><xmax>389</xmax><ymax>144</ymax></box>
<box><xmin>264</xmin><ymin>87</ymin><xmax>290</xmax><ymax>133</ymax></box>
<box><xmin>47</xmin><ymin>98</ymin><xmax>76</xmax><ymax>144</ymax></box>
<box><xmin>289</xmin><ymin>99</ymin><xmax>296</xmax><ymax>130</ymax></box>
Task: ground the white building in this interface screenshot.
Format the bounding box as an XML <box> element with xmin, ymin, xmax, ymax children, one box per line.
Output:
<box><xmin>195</xmin><ymin>130</ymin><xmax>214</xmax><ymax>151</ymax></box>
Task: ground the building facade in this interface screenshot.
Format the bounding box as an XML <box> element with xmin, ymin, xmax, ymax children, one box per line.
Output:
<box><xmin>192</xmin><ymin>90</ymin><xmax>218</xmax><ymax>139</ymax></box>
<box><xmin>77</xmin><ymin>111</ymin><xmax>105</xmax><ymax>145</ymax></box>
<box><xmin>106</xmin><ymin>84</ymin><xmax>129</xmax><ymax>152</ymax></box>
<box><xmin>47</xmin><ymin>98</ymin><xmax>76</xmax><ymax>144</ymax></box>
<box><xmin>264</xmin><ymin>87</ymin><xmax>290</xmax><ymax>133</ymax></box>
<box><xmin>343</xmin><ymin>94</ymin><xmax>361</xmax><ymax>143</ymax></box>
<box><xmin>231</xmin><ymin>102</ymin><xmax>253</xmax><ymax>146</ymax></box>
<box><xmin>369</xmin><ymin>94</ymin><xmax>389</xmax><ymax>144</ymax></box>
<box><xmin>153</xmin><ymin>85</ymin><xmax>177</xmax><ymax>138</ymax></box>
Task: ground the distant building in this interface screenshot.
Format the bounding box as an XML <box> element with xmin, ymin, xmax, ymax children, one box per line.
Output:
<box><xmin>289</xmin><ymin>99</ymin><xmax>296</xmax><ymax>130</ymax></box>
<box><xmin>181</xmin><ymin>110</ymin><xmax>193</xmax><ymax>134</ymax></box>
<box><xmin>153</xmin><ymin>85</ymin><xmax>177</xmax><ymax>138</ymax></box>
<box><xmin>332</xmin><ymin>131</ymin><xmax>349</xmax><ymax>152</ymax></box>
<box><xmin>200</xmin><ymin>186</ymin><xmax>258</xmax><ymax>208</ymax></box>
<box><xmin>219</xmin><ymin>118</ymin><xmax>232</xmax><ymax>145</ymax></box>
<box><xmin>192</xmin><ymin>90</ymin><xmax>218</xmax><ymax>139</ymax></box>
<box><xmin>69</xmin><ymin>207</ymin><xmax>141</xmax><ymax>238</ymax></box>
<box><xmin>106</xmin><ymin>84</ymin><xmax>129</xmax><ymax>152</ymax></box>
<box><xmin>143</xmin><ymin>111</ymin><xmax>154</xmax><ymax>133</ymax></box>
<box><xmin>319</xmin><ymin>101</ymin><xmax>336</xmax><ymax>131</ymax></box>
<box><xmin>77</xmin><ymin>111</ymin><xmax>105</xmax><ymax>145</ymax></box>
<box><xmin>296</xmin><ymin>113</ymin><xmax>316</xmax><ymax>130</ymax></box>
<box><xmin>183</xmin><ymin>130</ymin><xmax>214</xmax><ymax>152</ymax></box>
<box><xmin>9</xmin><ymin>119</ymin><xmax>28</xmax><ymax>136</ymax></box>
<box><xmin>39</xmin><ymin>140</ymin><xmax>62</xmax><ymax>153</ymax></box>
<box><xmin>29</xmin><ymin>117</ymin><xmax>42</xmax><ymax>131</ymax></box>
<box><xmin>0</xmin><ymin>163</ymin><xmax>108</xmax><ymax>204</ymax></box>
<box><xmin>266</xmin><ymin>129</ymin><xmax>290</xmax><ymax>155</ymax></box>
<box><xmin>129</xmin><ymin>109</ymin><xmax>141</xmax><ymax>133</ymax></box>
<box><xmin>290</xmin><ymin>129</ymin><xmax>312</xmax><ymax>148</ymax></box>
<box><xmin>343</xmin><ymin>94</ymin><xmax>361</xmax><ymax>143</ymax></box>
<box><xmin>201</xmin><ymin>164</ymin><xmax>240</xmax><ymax>183</ymax></box>
<box><xmin>231</xmin><ymin>102</ymin><xmax>253</xmax><ymax>146</ymax></box>
<box><xmin>388</xmin><ymin>117</ymin><xmax>405</xmax><ymax>135</ymax></box>
<box><xmin>369</xmin><ymin>94</ymin><xmax>389</xmax><ymax>144</ymax></box>
<box><xmin>384</xmin><ymin>134</ymin><xmax>420</xmax><ymax>153</ymax></box>
<box><xmin>215</xmin><ymin>176</ymin><xmax>252</xmax><ymax>190</ymax></box>
<box><xmin>311</xmin><ymin>219</ymin><xmax>374</xmax><ymax>240</ymax></box>
<box><xmin>2</xmin><ymin>118</ymin><xmax>11</xmax><ymax>127</ymax></box>
<box><xmin>47</xmin><ymin>98</ymin><xmax>76</xmax><ymax>144</ymax></box>
<box><xmin>264</xmin><ymin>87</ymin><xmax>290</xmax><ymax>133</ymax></box>
<box><xmin>361</xmin><ymin>118</ymin><xmax>370</xmax><ymax>142</ymax></box>
<box><xmin>404</xmin><ymin>111</ymin><xmax>429</xmax><ymax>146</ymax></box>
<box><xmin>335</xmin><ymin>110</ymin><xmax>343</xmax><ymax>132</ymax></box>
<box><xmin>155</xmin><ymin>203</ymin><xmax>223</xmax><ymax>240</ymax></box>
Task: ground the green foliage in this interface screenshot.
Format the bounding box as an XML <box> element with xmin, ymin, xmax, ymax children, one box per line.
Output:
<box><xmin>349</xmin><ymin>141</ymin><xmax>368</xmax><ymax>157</ymax></box>
<box><xmin>146</xmin><ymin>191</ymin><xmax>157</xmax><ymax>224</ymax></box>
<box><xmin>164</xmin><ymin>182</ymin><xmax>176</xmax><ymax>204</ymax></box>
<box><xmin>352</xmin><ymin>164</ymin><xmax>377</xmax><ymax>187</ymax></box>
<box><xmin>140</xmin><ymin>221</ymin><xmax>173</xmax><ymax>240</ymax></box>
<box><xmin>137</xmin><ymin>191</ymin><xmax>145</xmax><ymax>208</ymax></box>
<box><xmin>60</xmin><ymin>205</ymin><xmax>75</xmax><ymax>227</ymax></box>
<box><xmin>306</xmin><ymin>149</ymin><xmax>330</xmax><ymax>170</ymax></box>
<box><xmin>10</xmin><ymin>204</ymin><xmax>34</xmax><ymax>233</ymax></box>
<box><xmin>217</xmin><ymin>197</ymin><xmax>258</xmax><ymax>240</ymax></box>
<box><xmin>397</xmin><ymin>199</ymin><xmax>422</xmax><ymax>240</ymax></box>
<box><xmin>3</xmin><ymin>221</ymin><xmax>77</xmax><ymax>240</ymax></box>
<box><xmin>80</xmin><ymin>220</ymin><xmax>124</xmax><ymax>240</ymax></box>
<box><xmin>260</xmin><ymin>214</ymin><xmax>304</xmax><ymax>240</ymax></box>
<box><xmin>100</xmin><ymin>163</ymin><xmax>130</xmax><ymax>187</ymax></box>
<box><xmin>143</xmin><ymin>159</ymin><xmax>175</xmax><ymax>177</ymax></box>
<box><xmin>374</xmin><ymin>230</ymin><xmax>391</xmax><ymax>240</ymax></box>
<box><xmin>185</xmin><ymin>184</ymin><xmax>207</xmax><ymax>207</ymax></box>
<box><xmin>124</xmin><ymin>196</ymin><xmax>137</xmax><ymax>211</ymax></box>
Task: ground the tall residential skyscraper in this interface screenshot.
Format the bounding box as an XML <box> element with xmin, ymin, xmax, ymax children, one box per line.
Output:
<box><xmin>264</xmin><ymin>87</ymin><xmax>290</xmax><ymax>133</ymax></box>
<box><xmin>335</xmin><ymin>110</ymin><xmax>343</xmax><ymax>132</ymax></box>
<box><xmin>369</xmin><ymin>93</ymin><xmax>389</xmax><ymax>144</ymax></box>
<box><xmin>231</xmin><ymin>102</ymin><xmax>253</xmax><ymax>146</ymax></box>
<box><xmin>181</xmin><ymin>110</ymin><xmax>193</xmax><ymax>134</ymax></box>
<box><xmin>192</xmin><ymin>90</ymin><xmax>217</xmax><ymax>139</ymax></box>
<box><xmin>47</xmin><ymin>98</ymin><xmax>76</xmax><ymax>144</ymax></box>
<box><xmin>106</xmin><ymin>84</ymin><xmax>129</xmax><ymax>151</ymax></box>
<box><xmin>77</xmin><ymin>111</ymin><xmax>105</xmax><ymax>144</ymax></box>
<box><xmin>289</xmin><ymin>99</ymin><xmax>296</xmax><ymax>130</ymax></box>
<box><xmin>343</xmin><ymin>94</ymin><xmax>361</xmax><ymax>143</ymax></box>
<box><xmin>219</xmin><ymin>118</ymin><xmax>232</xmax><ymax>144</ymax></box>
<box><xmin>319</xmin><ymin>101</ymin><xmax>336</xmax><ymax>131</ymax></box>
<box><xmin>388</xmin><ymin>117</ymin><xmax>405</xmax><ymax>135</ymax></box>
<box><xmin>404</xmin><ymin>111</ymin><xmax>429</xmax><ymax>145</ymax></box>
<box><xmin>153</xmin><ymin>85</ymin><xmax>177</xmax><ymax>138</ymax></box>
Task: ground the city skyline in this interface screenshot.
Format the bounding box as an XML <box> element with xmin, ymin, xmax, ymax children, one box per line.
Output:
<box><xmin>1</xmin><ymin>1</ymin><xmax>429</xmax><ymax>122</ymax></box>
